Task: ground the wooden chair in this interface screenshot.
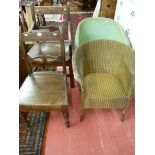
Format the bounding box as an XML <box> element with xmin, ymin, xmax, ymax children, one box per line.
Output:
<box><xmin>19</xmin><ymin>26</ymin><xmax>70</xmax><ymax>128</ymax></box>
<box><xmin>24</xmin><ymin>2</ymin><xmax>74</xmax><ymax>88</ymax></box>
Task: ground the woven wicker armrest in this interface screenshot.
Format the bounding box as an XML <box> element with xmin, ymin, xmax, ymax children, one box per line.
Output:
<box><xmin>117</xmin><ymin>59</ymin><xmax>134</xmax><ymax>99</ymax></box>
<box><xmin>72</xmin><ymin>45</ymin><xmax>85</xmax><ymax>91</ymax></box>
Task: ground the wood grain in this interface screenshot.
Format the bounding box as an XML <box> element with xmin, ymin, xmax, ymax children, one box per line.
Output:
<box><xmin>19</xmin><ymin>72</ymin><xmax>68</xmax><ymax>112</ymax></box>
<box><xmin>101</xmin><ymin>0</ymin><xmax>116</xmax><ymax>19</ymax></box>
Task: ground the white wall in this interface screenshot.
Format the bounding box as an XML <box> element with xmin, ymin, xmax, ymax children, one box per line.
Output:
<box><xmin>114</xmin><ymin>0</ymin><xmax>135</xmax><ymax>48</ymax></box>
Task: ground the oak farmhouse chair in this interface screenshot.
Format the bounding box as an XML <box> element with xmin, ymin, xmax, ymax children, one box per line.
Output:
<box><xmin>19</xmin><ymin>26</ymin><xmax>70</xmax><ymax>127</ymax></box>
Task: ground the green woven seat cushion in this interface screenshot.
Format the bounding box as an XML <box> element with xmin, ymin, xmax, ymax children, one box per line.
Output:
<box><xmin>84</xmin><ymin>73</ymin><xmax>127</xmax><ymax>98</ymax></box>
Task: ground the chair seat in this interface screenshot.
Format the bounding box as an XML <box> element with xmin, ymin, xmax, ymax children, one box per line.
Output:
<box><xmin>19</xmin><ymin>71</ymin><xmax>68</xmax><ymax>112</ymax></box>
<box><xmin>84</xmin><ymin>73</ymin><xmax>128</xmax><ymax>107</ymax></box>
<box><xmin>27</xmin><ymin>42</ymin><xmax>70</xmax><ymax>61</ymax></box>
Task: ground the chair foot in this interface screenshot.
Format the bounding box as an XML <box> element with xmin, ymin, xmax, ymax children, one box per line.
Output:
<box><xmin>121</xmin><ymin>109</ymin><xmax>127</xmax><ymax>121</ymax></box>
<box><xmin>70</xmin><ymin>78</ymin><xmax>75</xmax><ymax>88</ymax></box>
<box><xmin>80</xmin><ymin>109</ymin><xmax>84</xmax><ymax>121</ymax></box>
<box><xmin>80</xmin><ymin>114</ymin><xmax>84</xmax><ymax>121</ymax></box>
<box><xmin>62</xmin><ymin>107</ymin><xmax>70</xmax><ymax>128</ymax></box>
<box><xmin>65</xmin><ymin>121</ymin><xmax>70</xmax><ymax>128</ymax></box>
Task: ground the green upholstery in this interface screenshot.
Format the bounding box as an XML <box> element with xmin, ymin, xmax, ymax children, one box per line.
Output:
<box><xmin>75</xmin><ymin>17</ymin><xmax>132</xmax><ymax>48</ymax></box>
<box><xmin>72</xmin><ymin>40</ymin><xmax>135</xmax><ymax>120</ymax></box>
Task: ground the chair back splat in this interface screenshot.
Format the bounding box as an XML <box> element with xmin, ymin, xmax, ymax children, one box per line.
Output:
<box><xmin>23</xmin><ymin>2</ymin><xmax>74</xmax><ymax>88</ymax></box>
<box><xmin>25</xmin><ymin>2</ymin><xmax>71</xmax><ymax>40</ymax></box>
<box><xmin>20</xmin><ymin>26</ymin><xmax>66</xmax><ymax>75</ymax></box>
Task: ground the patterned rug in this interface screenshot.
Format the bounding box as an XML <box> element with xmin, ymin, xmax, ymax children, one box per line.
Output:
<box><xmin>19</xmin><ymin>112</ymin><xmax>49</xmax><ymax>155</ymax></box>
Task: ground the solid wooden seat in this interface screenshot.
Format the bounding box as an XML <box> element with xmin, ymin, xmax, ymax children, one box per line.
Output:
<box><xmin>19</xmin><ymin>72</ymin><xmax>68</xmax><ymax>111</ymax></box>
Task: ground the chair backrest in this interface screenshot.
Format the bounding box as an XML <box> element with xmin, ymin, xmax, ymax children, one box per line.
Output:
<box><xmin>74</xmin><ymin>17</ymin><xmax>132</xmax><ymax>48</ymax></box>
<box><xmin>24</xmin><ymin>2</ymin><xmax>36</xmax><ymax>32</ymax></box>
<box><xmin>19</xmin><ymin>26</ymin><xmax>66</xmax><ymax>75</ymax></box>
<box><xmin>19</xmin><ymin>2</ymin><xmax>28</xmax><ymax>32</ymax></box>
<box><xmin>25</xmin><ymin>2</ymin><xmax>71</xmax><ymax>41</ymax></box>
<box><xmin>73</xmin><ymin>40</ymin><xmax>134</xmax><ymax>77</ymax></box>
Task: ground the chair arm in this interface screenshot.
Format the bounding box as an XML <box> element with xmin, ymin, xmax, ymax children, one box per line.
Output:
<box><xmin>72</xmin><ymin>47</ymin><xmax>85</xmax><ymax>91</ymax></box>
<box><xmin>124</xmin><ymin>52</ymin><xmax>135</xmax><ymax>99</ymax></box>
<box><xmin>127</xmin><ymin>80</ymin><xmax>135</xmax><ymax>100</ymax></box>
<box><xmin>118</xmin><ymin>59</ymin><xmax>135</xmax><ymax>98</ymax></box>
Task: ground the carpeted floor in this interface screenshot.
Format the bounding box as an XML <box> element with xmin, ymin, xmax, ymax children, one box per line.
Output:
<box><xmin>19</xmin><ymin>12</ymin><xmax>134</xmax><ymax>155</ymax></box>
<box><xmin>19</xmin><ymin>112</ymin><xmax>49</xmax><ymax>155</ymax></box>
<box><xmin>45</xmin><ymin>81</ymin><xmax>135</xmax><ymax>155</ymax></box>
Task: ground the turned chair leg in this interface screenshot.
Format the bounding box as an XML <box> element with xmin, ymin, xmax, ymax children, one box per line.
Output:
<box><xmin>80</xmin><ymin>109</ymin><xmax>84</xmax><ymax>121</ymax></box>
<box><xmin>68</xmin><ymin>44</ymin><xmax>74</xmax><ymax>88</ymax></box>
<box><xmin>121</xmin><ymin>108</ymin><xmax>127</xmax><ymax>121</ymax></box>
<box><xmin>62</xmin><ymin>107</ymin><xmax>70</xmax><ymax>128</ymax></box>
<box><xmin>69</xmin><ymin>54</ymin><xmax>74</xmax><ymax>88</ymax></box>
<box><xmin>69</xmin><ymin>61</ymin><xmax>74</xmax><ymax>88</ymax></box>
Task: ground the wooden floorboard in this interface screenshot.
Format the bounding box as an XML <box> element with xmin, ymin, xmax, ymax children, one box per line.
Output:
<box><xmin>45</xmin><ymin>81</ymin><xmax>135</xmax><ymax>155</ymax></box>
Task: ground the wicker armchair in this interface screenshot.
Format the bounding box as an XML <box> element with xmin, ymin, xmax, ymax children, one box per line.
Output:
<box><xmin>72</xmin><ymin>40</ymin><xmax>135</xmax><ymax>121</ymax></box>
<box><xmin>74</xmin><ymin>17</ymin><xmax>132</xmax><ymax>48</ymax></box>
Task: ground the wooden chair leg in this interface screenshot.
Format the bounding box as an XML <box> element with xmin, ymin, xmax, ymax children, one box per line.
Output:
<box><xmin>69</xmin><ymin>61</ymin><xmax>74</xmax><ymax>88</ymax></box>
<box><xmin>80</xmin><ymin>108</ymin><xmax>84</xmax><ymax>121</ymax></box>
<box><xmin>62</xmin><ymin>107</ymin><xmax>70</xmax><ymax>128</ymax></box>
<box><xmin>121</xmin><ymin>108</ymin><xmax>127</xmax><ymax>121</ymax></box>
<box><xmin>68</xmin><ymin>44</ymin><xmax>74</xmax><ymax>88</ymax></box>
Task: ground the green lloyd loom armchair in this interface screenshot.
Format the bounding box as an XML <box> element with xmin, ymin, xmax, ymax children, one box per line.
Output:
<box><xmin>74</xmin><ymin>17</ymin><xmax>132</xmax><ymax>48</ymax></box>
<box><xmin>72</xmin><ymin>40</ymin><xmax>135</xmax><ymax>121</ymax></box>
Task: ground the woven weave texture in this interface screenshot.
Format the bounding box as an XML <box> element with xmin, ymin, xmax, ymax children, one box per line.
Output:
<box><xmin>72</xmin><ymin>40</ymin><xmax>135</xmax><ymax>109</ymax></box>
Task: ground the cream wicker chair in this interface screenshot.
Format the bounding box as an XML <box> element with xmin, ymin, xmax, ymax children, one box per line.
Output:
<box><xmin>72</xmin><ymin>40</ymin><xmax>135</xmax><ymax>121</ymax></box>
